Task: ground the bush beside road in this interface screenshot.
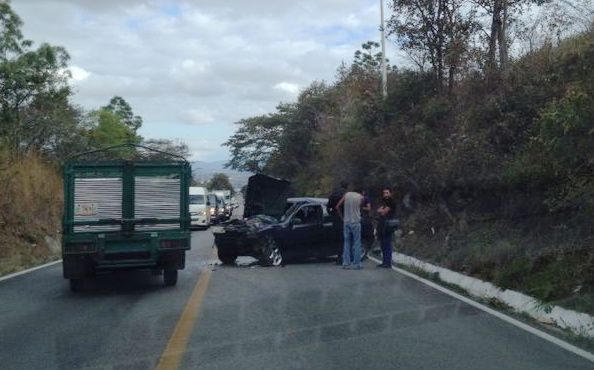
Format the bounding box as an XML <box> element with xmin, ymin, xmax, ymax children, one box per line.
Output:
<box><xmin>0</xmin><ymin>152</ymin><xmax>62</xmax><ymax>277</ymax></box>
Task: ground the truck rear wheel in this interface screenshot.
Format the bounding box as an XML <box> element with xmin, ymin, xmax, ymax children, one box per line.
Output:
<box><xmin>164</xmin><ymin>269</ymin><xmax>178</xmax><ymax>286</ymax></box>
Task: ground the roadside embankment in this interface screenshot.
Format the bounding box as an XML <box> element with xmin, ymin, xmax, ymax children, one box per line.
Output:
<box><xmin>0</xmin><ymin>152</ymin><xmax>62</xmax><ymax>276</ymax></box>
<box><xmin>396</xmin><ymin>207</ymin><xmax>594</xmax><ymax>318</ymax></box>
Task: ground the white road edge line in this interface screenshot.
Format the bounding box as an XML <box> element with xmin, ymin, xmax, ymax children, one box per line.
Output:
<box><xmin>0</xmin><ymin>259</ymin><xmax>62</xmax><ymax>283</ymax></box>
<box><xmin>367</xmin><ymin>255</ymin><xmax>594</xmax><ymax>363</ymax></box>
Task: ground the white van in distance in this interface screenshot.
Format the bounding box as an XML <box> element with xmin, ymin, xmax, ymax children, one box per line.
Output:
<box><xmin>189</xmin><ymin>186</ymin><xmax>210</xmax><ymax>228</ymax></box>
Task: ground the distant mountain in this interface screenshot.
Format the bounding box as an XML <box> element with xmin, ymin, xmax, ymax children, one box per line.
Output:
<box><xmin>192</xmin><ymin>160</ymin><xmax>226</xmax><ymax>171</ymax></box>
<box><xmin>191</xmin><ymin>160</ymin><xmax>252</xmax><ymax>190</ymax></box>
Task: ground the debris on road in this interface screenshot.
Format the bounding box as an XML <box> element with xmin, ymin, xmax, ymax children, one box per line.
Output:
<box><xmin>235</xmin><ymin>256</ymin><xmax>259</xmax><ymax>267</ymax></box>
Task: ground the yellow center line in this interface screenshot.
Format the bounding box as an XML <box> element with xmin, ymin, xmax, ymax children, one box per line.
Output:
<box><xmin>155</xmin><ymin>250</ymin><xmax>216</xmax><ymax>370</ymax></box>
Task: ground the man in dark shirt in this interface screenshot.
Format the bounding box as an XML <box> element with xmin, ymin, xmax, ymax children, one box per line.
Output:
<box><xmin>327</xmin><ymin>181</ymin><xmax>347</xmax><ymax>217</ymax></box>
<box><xmin>377</xmin><ymin>187</ymin><xmax>396</xmax><ymax>268</ymax></box>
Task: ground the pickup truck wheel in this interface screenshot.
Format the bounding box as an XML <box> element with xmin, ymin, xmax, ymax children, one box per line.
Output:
<box><xmin>164</xmin><ymin>269</ymin><xmax>178</xmax><ymax>286</ymax></box>
<box><xmin>260</xmin><ymin>237</ymin><xmax>283</xmax><ymax>267</ymax></box>
<box><xmin>218</xmin><ymin>251</ymin><xmax>237</xmax><ymax>265</ymax></box>
<box><xmin>69</xmin><ymin>279</ymin><xmax>84</xmax><ymax>292</ymax></box>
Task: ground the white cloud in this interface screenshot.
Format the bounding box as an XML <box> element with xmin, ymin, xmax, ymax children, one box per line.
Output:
<box><xmin>11</xmin><ymin>0</ymin><xmax>401</xmax><ymax>161</ymax></box>
<box><xmin>68</xmin><ymin>65</ymin><xmax>91</xmax><ymax>82</ymax></box>
<box><xmin>180</xmin><ymin>109</ymin><xmax>216</xmax><ymax>126</ymax></box>
<box><xmin>274</xmin><ymin>82</ymin><xmax>300</xmax><ymax>95</ymax></box>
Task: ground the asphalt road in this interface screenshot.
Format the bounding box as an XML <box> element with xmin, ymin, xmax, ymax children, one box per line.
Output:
<box><xmin>1</xmin><ymin>227</ymin><xmax>592</xmax><ymax>369</ymax></box>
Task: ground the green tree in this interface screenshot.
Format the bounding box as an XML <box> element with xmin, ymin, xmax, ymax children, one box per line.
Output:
<box><xmin>20</xmin><ymin>89</ymin><xmax>87</xmax><ymax>160</ymax></box>
<box><xmin>225</xmin><ymin>81</ymin><xmax>333</xmax><ymax>179</ymax></box>
<box><xmin>0</xmin><ymin>1</ymin><xmax>26</xmax><ymax>60</ymax></box>
<box><xmin>0</xmin><ymin>1</ymin><xmax>70</xmax><ymax>156</ymax></box>
<box><xmin>207</xmin><ymin>173</ymin><xmax>234</xmax><ymax>194</ymax></box>
<box><xmin>534</xmin><ymin>90</ymin><xmax>594</xmax><ymax>212</ymax></box>
<box><xmin>353</xmin><ymin>41</ymin><xmax>387</xmax><ymax>73</ymax></box>
<box><xmin>474</xmin><ymin>0</ymin><xmax>548</xmax><ymax>73</ymax></box>
<box><xmin>86</xmin><ymin>96</ymin><xmax>144</xmax><ymax>158</ymax></box>
<box><xmin>86</xmin><ymin>109</ymin><xmax>141</xmax><ymax>150</ymax></box>
<box><xmin>103</xmin><ymin>96</ymin><xmax>142</xmax><ymax>133</ymax></box>
<box><xmin>388</xmin><ymin>0</ymin><xmax>478</xmax><ymax>90</ymax></box>
<box><xmin>224</xmin><ymin>113</ymin><xmax>285</xmax><ymax>173</ymax></box>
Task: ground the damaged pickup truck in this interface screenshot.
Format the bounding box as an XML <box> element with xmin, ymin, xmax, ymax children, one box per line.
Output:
<box><xmin>213</xmin><ymin>174</ymin><xmax>371</xmax><ymax>266</ymax></box>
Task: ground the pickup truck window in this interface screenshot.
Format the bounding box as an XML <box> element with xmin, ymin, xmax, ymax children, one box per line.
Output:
<box><xmin>295</xmin><ymin>205</ymin><xmax>323</xmax><ymax>224</ymax></box>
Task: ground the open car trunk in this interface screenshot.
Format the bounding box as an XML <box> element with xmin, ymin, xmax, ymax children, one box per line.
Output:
<box><xmin>243</xmin><ymin>174</ymin><xmax>293</xmax><ymax>219</ymax></box>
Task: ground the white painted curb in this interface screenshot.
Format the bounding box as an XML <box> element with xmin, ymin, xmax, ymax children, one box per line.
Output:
<box><xmin>391</xmin><ymin>252</ymin><xmax>594</xmax><ymax>338</ymax></box>
<box><xmin>0</xmin><ymin>259</ymin><xmax>62</xmax><ymax>282</ymax></box>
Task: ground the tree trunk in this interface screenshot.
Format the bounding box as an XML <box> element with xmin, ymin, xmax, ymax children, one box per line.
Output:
<box><xmin>487</xmin><ymin>1</ymin><xmax>500</xmax><ymax>72</ymax></box>
<box><xmin>498</xmin><ymin>0</ymin><xmax>508</xmax><ymax>70</ymax></box>
<box><xmin>448</xmin><ymin>66</ymin><xmax>455</xmax><ymax>94</ymax></box>
<box><xmin>436</xmin><ymin>0</ymin><xmax>446</xmax><ymax>89</ymax></box>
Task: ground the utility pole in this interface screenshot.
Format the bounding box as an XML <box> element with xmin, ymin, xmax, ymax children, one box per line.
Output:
<box><xmin>380</xmin><ymin>0</ymin><xmax>388</xmax><ymax>99</ymax></box>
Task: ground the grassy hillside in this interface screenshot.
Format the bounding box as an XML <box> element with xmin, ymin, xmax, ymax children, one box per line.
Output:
<box><xmin>390</xmin><ymin>32</ymin><xmax>594</xmax><ymax>315</ymax></box>
<box><xmin>0</xmin><ymin>152</ymin><xmax>62</xmax><ymax>276</ymax></box>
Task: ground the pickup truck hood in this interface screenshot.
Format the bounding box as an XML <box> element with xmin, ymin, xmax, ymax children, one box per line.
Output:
<box><xmin>243</xmin><ymin>174</ymin><xmax>293</xmax><ymax>219</ymax></box>
<box><xmin>219</xmin><ymin>214</ymin><xmax>278</xmax><ymax>235</ymax></box>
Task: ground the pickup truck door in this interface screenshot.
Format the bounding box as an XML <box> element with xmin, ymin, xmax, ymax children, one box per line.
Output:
<box><xmin>321</xmin><ymin>214</ymin><xmax>342</xmax><ymax>257</ymax></box>
<box><xmin>284</xmin><ymin>205</ymin><xmax>325</xmax><ymax>257</ymax></box>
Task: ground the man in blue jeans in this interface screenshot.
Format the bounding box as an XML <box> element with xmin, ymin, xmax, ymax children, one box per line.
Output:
<box><xmin>377</xmin><ymin>187</ymin><xmax>396</xmax><ymax>268</ymax></box>
<box><xmin>336</xmin><ymin>186</ymin><xmax>364</xmax><ymax>269</ymax></box>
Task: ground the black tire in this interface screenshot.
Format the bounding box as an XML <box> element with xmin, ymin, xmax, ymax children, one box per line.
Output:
<box><xmin>164</xmin><ymin>269</ymin><xmax>178</xmax><ymax>286</ymax></box>
<box><xmin>218</xmin><ymin>251</ymin><xmax>237</xmax><ymax>265</ymax></box>
<box><xmin>69</xmin><ymin>279</ymin><xmax>84</xmax><ymax>292</ymax></box>
<box><xmin>260</xmin><ymin>236</ymin><xmax>283</xmax><ymax>266</ymax></box>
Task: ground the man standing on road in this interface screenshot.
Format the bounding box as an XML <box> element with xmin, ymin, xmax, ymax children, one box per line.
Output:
<box><xmin>377</xmin><ymin>187</ymin><xmax>396</xmax><ymax>268</ymax></box>
<box><xmin>336</xmin><ymin>186</ymin><xmax>364</xmax><ymax>269</ymax></box>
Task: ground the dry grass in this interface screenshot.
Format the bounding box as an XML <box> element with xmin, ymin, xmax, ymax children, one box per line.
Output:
<box><xmin>0</xmin><ymin>151</ymin><xmax>62</xmax><ymax>276</ymax></box>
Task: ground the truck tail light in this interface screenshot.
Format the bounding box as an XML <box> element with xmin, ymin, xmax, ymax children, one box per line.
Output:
<box><xmin>160</xmin><ymin>239</ymin><xmax>187</xmax><ymax>249</ymax></box>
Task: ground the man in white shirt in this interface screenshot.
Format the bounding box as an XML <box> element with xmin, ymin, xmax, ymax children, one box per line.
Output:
<box><xmin>336</xmin><ymin>186</ymin><xmax>364</xmax><ymax>269</ymax></box>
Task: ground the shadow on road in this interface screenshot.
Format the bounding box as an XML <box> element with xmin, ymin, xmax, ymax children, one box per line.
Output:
<box><xmin>67</xmin><ymin>270</ymin><xmax>168</xmax><ymax>296</ymax></box>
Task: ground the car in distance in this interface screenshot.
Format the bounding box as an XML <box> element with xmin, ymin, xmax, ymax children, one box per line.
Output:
<box><xmin>213</xmin><ymin>189</ymin><xmax>233</xmax><ymax>220</ymax></box>
<box><xmin>207</xmin><ymin>193</ymin><xmax>218</xmax><ymax>223</ymax></box>
<box><xmin>215</xmin><ymin>194</ymin><xmax>228</xmax><ymax>222</ymax></box>
<box><xmin>189</xmin><ymin>186</ymin><xmax>210</xmax><ymax>229</ymax></box>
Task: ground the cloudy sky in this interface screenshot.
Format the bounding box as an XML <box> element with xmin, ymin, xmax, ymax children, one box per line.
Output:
<box><xmin>12</xmin><ymin>0</ymin><xmax>401</xmax><ymax>161</ymax></box>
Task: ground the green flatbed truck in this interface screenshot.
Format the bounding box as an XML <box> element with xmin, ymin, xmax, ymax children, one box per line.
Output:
<box><xmin>62</xmin><ymin>145</ymin><xmax>192</xmax><ymax>292</ymax></box>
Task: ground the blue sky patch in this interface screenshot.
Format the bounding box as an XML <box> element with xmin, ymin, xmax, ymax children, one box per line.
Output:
<box><xmin>161</xmin><ymin>3</ymin><xmax>182</xmax><ymax>18</ymax></box>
